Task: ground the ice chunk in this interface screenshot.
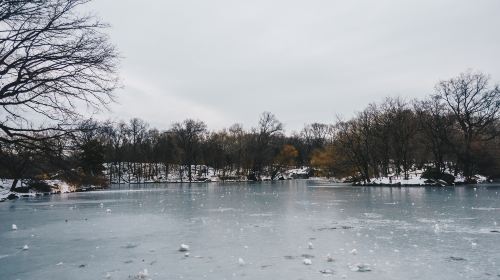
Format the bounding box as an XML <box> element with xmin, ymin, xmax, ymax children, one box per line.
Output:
<box><xmin>11</xmin><ymin>224</ymin><xmax>17</xmax><ymax>230</ymax></box>
<box><xmin>303</xmin><ymin>258</ymin><xmax>312</xmax><ymax>265</ymax></box>
<box><xmin>135</xmin><ymin>269</ymin><xmax>149</xmax><ymax>279</ymax></box>
<box><xmin>319</xmin><ymin>269</ymin><xmax>334</xmax><ymax>275</ymax></box>
<box><xmin>350</xmin><ymin>263</ymin><xmax>371</xmax><ymax>272</ymax></box>
<box><xmin>179</xmin><ymin>244</ymin><xmax>189</xmax><ymax>252</ymax></box>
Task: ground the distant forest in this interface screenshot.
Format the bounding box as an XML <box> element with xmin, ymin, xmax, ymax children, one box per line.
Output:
<box><xmin>1</xmin><ymin>71</ymin><xmax>499</xmax><ymax>188</ymax></box>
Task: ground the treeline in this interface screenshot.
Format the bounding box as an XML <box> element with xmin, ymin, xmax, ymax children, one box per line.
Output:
<box><xmin>96</xmin><ymin>71</ymin><xmax>499</xmax><ymax>183</ymax></box>
<box><xmin>95</xmin><ymin>112</ymin><xmax>313</xmax><ymax>183</ymax></box>
<box><xmin>0</xmin><ymin>71</ymin><xmax>499</xmax><ymax>188</ymax></box>
<box><xmin>327</xmin><ymin>71</ymin><xmax>500</xmax><ymax>182</ymax></box>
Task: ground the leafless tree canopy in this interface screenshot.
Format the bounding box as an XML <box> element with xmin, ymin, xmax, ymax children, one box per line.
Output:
<box><xmin>436</xmin><ymin>71</ymin><xmax>500</xmax><ymax>140</ymax></box>
<box><xmin>0</xmin><ymin>0</ymin><xmax>119</xmax><ymax>144</ymax></box>
<box><xmin>435</xmin><ymin>71</ymin><xmax>500</xmax><ymax>178</ymax></box>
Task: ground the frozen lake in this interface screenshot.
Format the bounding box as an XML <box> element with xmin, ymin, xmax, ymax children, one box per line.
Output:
<box><xmin>1</xmin><ymin>180</ymin><xmax>500</xmax><ymax>279</ymax></box>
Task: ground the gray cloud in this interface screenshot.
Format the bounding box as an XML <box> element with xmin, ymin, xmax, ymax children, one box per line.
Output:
<box><xmin>90</xmin><ymin>0</ymin><xmax>500</xmax><ymax>132</ymax></box>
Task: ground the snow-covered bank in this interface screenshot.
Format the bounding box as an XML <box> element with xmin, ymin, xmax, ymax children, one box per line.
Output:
<box><xmin>104</xmin><ymin>163</ymin><xmax>311</xmax><ymax>184</ymax></box>
<box><xmin>358</xmin><ymin>171</ymin><xmax>490</xmax><ymax>187</ymax></box>
<box><xmin>0</xmin><ymin>179</ymin><xmax>100</xmax><ymax>202</ymax></box>
<box><xmin>104</xmin><ymin>162</ymin><xmax>494</xmax><ymax>187</ymax></box>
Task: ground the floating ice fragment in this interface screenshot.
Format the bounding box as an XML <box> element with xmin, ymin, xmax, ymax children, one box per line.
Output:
<box><xmin>326</xmin><ymin>253</ymin><xmax>334</xmax><ymax>262</ymax></box>
<box><xmin>11</xmin><ymin>224</ymin><xmax>17</xmax><ymax>230</ymax></box>
<box><xmin>447</xmin><ymin>256</ymin><xmax>466</xmax><ymax>261</ymax></box>
<box><xmin>99</xmin><ymin>203</ymin><xmax>104</xmax><ymax>208</ymax></box>
<box><xmin>308</xmin><ymin>242</ymin><xmax>313</xmax><ymax>249</ymax></box>
<box><xmin>350</xmin><ymin>249</ymin><xmax>358</xmax><ymax>255</ymax></box>
<box><xmin>357</xmin><ymin>264</ymin><xmax>371</xmax><ymax>272</ymax></box>
<box><xmin>433</xmin><ymin>224</ymin><xmax>440</xmax><ymax>233</ymax></box>
<box><xmin>179</xmin><ymin>244</ymin><xmax>189</xmax><ymax>252</ymax></box>
<box><xmin>303</xmin><ymin>258</ymin><xmax>312</xmax><ymax>265</ymax></box>
<box><xmin>135</xmin><ymin>269</ymin><xmax>149</xmax><ymax>279</ymax></box>
<box><xmin>105</xmin><ymin>272</ymin><xmax>112</xmax><ymax>279</ymax></box>
<box><xmin>350</xmin><ymin>263</ymin><xmax>371</xmax><ymax>272</ymax></box>
<box><xmin>106</xmin><ymin>208</ymin><xmax>112</xmax><ymax>213</ymax></box>
<box><xmin>56</xmin><ymin>262</ymin><xmax>63</xmax><ymax>266</ymax></box>
<box><xmin>319</xmin><ymin>269</ymin><xmax>334</xmax><ymax>275</ymax></box>
<box><xmin>184</xmin><ymin>252</ymin><xmax>190</xmax><ymax>257</ymax></box>
<box><xmin>22</xmin><ymin>245</ymin><xmax>29</xmax><ymax>250</ymax></box>
<box><xmin>124</xmin><ymin>243</ymin><xmax>138</xmax><ymax>249</ymax></box>
<box><xmin>238</xmin><ymin>257</ymin><xmax>245</xmax><ymax>266</ymax></box>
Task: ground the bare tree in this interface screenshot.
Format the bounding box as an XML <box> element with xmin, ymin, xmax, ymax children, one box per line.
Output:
<box><xmin>228</xmin><ymin>123</ymin><xmax>246</xmax><ymax>175</ymax></box>
<box><xmin>435</xmin><ymin>71</ymin><xmax>500</xmax><ymax>180</ymax></box>
<box><xmin>0</xmin><ymin>0</ymin><xmax>119</xmax><ymax>145</ymax></box>
<box><xmin>383</xmin><ymin>97</ymin><xmax>418</xmax><ymax>180</ymax></box>
<box><xmin>334</xmin><ymin>119</ymin><xmax>371</xmax><ymax>182</ymax></box>
<box><xmin>250</xmin><ymin>112</ymin><xmax>283</xmax><ymax>179</ymax></box>
<box><xmin>257</xmin><ymin>111</ymin><xmax>283</xmax><ymax>136</ymax></box>
<box><xmin>414</xmin><ymin>96</ymin><xmax>454</xmax><ymax>173</ymax></box>
<box><xmin>171</xmin><ymin>119</ymin><xmax>207</xmax><ymax>182</ymax></box>
<box><xmin>301</xmin><ymin>123</ymin><xmax>332</xmax><ymax>158</ymax></box>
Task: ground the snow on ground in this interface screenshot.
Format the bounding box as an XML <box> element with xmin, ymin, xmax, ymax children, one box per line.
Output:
<box><xmin>44</xmin><ymin>180</ymin><xmax>77</xmax><ymax>193</ymax></box>
<box><xmin>370</xmin><ymin>169</ymin><xmax>489</xmax><ymax>186</ymax></box>
<box><xmin>105</xmin><ymin>163</ymin><xmax>312</xmax><ymax>183</ymax></box>
<box><xmin>284</xmin><ymin>167</ymin><xmax>310</xmax><ymax>178</ymax></box>
<box><xmin>455</xmin><ymin>174</ymin><xmax>488</xmax><ymax>183</ymax></box>
<box><xmin>0</xmin><ymin>187</ymin><xmax>10</xmax><ymax>202</ymax></box>
<box><xmin>105</xmin><ymin>163</ymin><xmax>229</xmax><ymax>184</ymax></box>
<box><xmin>0</xmin><ymin>179</ymin><xmax>18</xmax><ymax>201</ymax></box>
<box><xmin>371</xmin><ymin>176</ymin><xmax>427</xmax><ymax>186</ymax></box>
<box><xmin>0</xmin><ymin>179</ymin><xmax>86</xmax><ymax>202</ymax></box>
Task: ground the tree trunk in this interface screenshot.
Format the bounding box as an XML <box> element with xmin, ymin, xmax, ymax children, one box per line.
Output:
<box><xmin>10</xmin><ymin>178</ymin><xmax>19</xmax><ymax>192</ymax></box>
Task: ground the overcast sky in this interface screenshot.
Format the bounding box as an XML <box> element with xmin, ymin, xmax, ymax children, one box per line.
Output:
<box><xmin>90</xmin><ymin>0</ymin><xmax>500</xmax><ymax>132</ymax></box>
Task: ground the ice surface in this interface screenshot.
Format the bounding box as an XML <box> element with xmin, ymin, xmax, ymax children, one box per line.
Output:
<box><xmin>0</xmin><ymin>181</ymin><xmax>499</xmax><ymax>279</ymax></box>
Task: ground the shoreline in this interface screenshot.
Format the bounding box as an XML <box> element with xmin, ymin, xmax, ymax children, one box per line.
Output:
<box><xmin>3</xmin><ymin>178</ymin><xmax>493</xmax><ymax>203</ymax></box>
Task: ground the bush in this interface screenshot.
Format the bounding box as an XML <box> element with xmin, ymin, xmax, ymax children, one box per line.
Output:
<box><xmin>26</xmin><ymin>180</ymin><xmax>52</xmax><ymax>192</ymax></box>
<box><xmin>421</xmin><ymin>168</ymin><xmax>455</xmax><ymax>185</ymax></box>
<box><xmin>58</xmin><ymin>167</ymin><xmax>109</xmax><ymax>189</ymax></box>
